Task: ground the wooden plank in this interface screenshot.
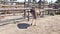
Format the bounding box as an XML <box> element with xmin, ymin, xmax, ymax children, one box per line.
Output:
<box><xmin>0</xmin><ymin>8</ymin><xmax>32</xmax><ymax>11</ymax></box>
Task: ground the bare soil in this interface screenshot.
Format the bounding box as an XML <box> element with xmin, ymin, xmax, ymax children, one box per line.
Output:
<box><xmin>0</xmin><ymin>15</ymin><xmax>60</xmax><ymax>34</ymax></box>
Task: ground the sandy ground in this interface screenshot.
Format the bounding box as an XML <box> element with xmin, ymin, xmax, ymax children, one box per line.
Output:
<box><xmin>0</xmin><ymin>15</ymin><xmax>60</xmax><ymax>34</ymax></box>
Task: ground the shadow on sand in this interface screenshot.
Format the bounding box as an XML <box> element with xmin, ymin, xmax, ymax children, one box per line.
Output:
<box><xmin>17</xmin><ymin>23</ymin><xmax>30</xmax><ymax>29</ymax></box>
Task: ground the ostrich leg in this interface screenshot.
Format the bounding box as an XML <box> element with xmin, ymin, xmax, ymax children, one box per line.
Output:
<box><xmin>31</xmin><ymin>18</ymin><xmax>36</xmax><ymax>26</ymax></box>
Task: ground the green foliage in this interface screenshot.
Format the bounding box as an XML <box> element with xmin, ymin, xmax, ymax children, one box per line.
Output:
<box><xmin>38</xmin><ymin>0</ymin><xmax>48</xmax><ymax>4</ymax></box>
<box><xmin>44</xmin><ymin>1</ymin><xmax>48</xmax><ymax>4</ymax></box>
<box><xmin>33</xmin><ymin>0</ymin><xmax>36</xmax><ymax>2</ymax></box>
<box><xmin>55</xmin><ymin>0</ymin><xmax>60</xmax><ymax>3</ymax></box>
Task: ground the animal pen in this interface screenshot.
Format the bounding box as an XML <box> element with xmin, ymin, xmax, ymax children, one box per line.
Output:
<box><xmin>0</xmin><ymin>0</ymin><xmax>59</xmax><ymax>26</ymax></box>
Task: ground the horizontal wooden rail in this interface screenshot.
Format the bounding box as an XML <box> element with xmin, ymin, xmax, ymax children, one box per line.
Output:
<box><xmin>0</xmin><ymin>8</ymin><xmax>32</xmax><ymax>11</ymax></box>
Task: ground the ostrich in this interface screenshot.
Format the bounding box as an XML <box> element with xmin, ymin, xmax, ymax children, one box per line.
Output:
<box><xmin>30</xmin><ymin>7</ymin><xmax>40</xmax><ymax>26</ymax></box>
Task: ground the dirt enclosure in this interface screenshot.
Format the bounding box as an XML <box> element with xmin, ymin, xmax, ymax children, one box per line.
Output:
<box><xmin>0</xmin><ymin>15</ymin><xmax>60</xmax><ymax>34</ymax></box>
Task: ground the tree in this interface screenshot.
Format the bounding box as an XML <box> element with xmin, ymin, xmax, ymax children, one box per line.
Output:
<box><xmin>33</xmin><ymin>0</ymin><xmax>36</xmax><ymax>3</ymax></box>
<box><xmin>38</xmin><ymin>0</ymin><xmax>48</xmax><ymax>4</ymax></box>
<box><xmin>55</xmin><ymin>0</ymin><xmax>60</xmax><ymax>3</ymax></box>
<box><xmin>44</xmin><ymin>1</ymin><xmax>48</xmax><ymax>4</ymax></box>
